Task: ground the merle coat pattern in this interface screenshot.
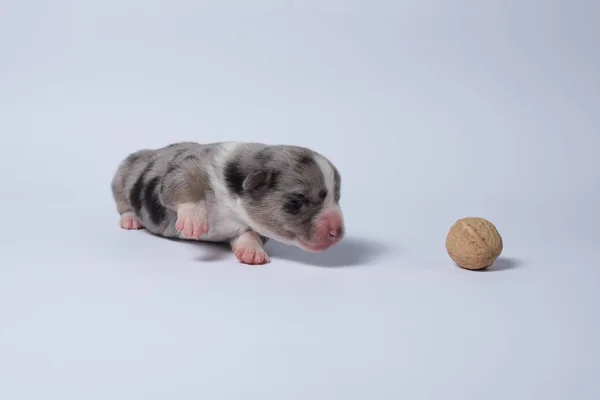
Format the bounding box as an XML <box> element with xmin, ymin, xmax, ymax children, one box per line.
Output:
<box><xmin>111</xmin><ymin>141</ymin><xmax>344</xmax><ymax>264</ymax></box>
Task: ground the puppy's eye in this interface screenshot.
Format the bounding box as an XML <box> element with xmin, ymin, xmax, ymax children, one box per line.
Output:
<box><xmin>284</xmin><ymin>194</ymin><xmax>308</xmax><ymax>215</ymax></box>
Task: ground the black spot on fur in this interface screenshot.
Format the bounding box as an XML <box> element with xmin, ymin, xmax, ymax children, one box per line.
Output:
<box><xmin>129</xmin><ymin>161</ymin><xmax>154</xmax><ymax>214</ymax></box>
<box><xmin>333</xmin><ymin>168</ymin><xmax>341</xmax><ymax>201</ymax></box>
<box><xmin>294</xmin><ymin>155</ymin><xmax>315</xmax><ymax>173</ymax></box>
<box><xmin>172</xmin><ymin>149</ymin><xmax>187</xmax><ymax>162</ymax></box>
<box><xmin>319</xmin><ymin>189</ymin><xmax>327</xmax><ymax>199</ymax></box>
<box><xmin>255</xmin><ymin>150</ymin><xmax>272</xmax><ymax>164</ymax></box>
<box><xmin>182</xmin><ymin>155</ymin><xmax>199</xmax><ymax>163</ymax></box>
<box><xmin>298</xmin><ymin>155</ymin><xmax>313</xmax><ymax>166</ymax></box>
<box><xmin>224</xmin><ymin>159</ymin><xmax>245</xmax><ymax>195</ymax></box>
<box><xmin>129</xmin><ymin>178</ymin><xmax>144</xmax><ymax>214</ymax></box>
<box><xmin>165</xmin><ymin>163</ymin><xmax>177</xmax><ymax>177</ymax></box>
<box><xmin>144</xmin><ymin>177</ymin><xmax>167</xmax><ymax>225</ymax></box>
<box><xmin>127</xmin><ymin>153</ymin><xmax>140</xmax><ymax>165</ymax></box>
<box><xmin>268</xmin><ymin>170</ymin><xmax>280</xmax><ymax>189</ymax></box>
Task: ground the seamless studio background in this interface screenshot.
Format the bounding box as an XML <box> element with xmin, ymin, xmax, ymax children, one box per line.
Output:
<box><xmin>0</xmin><ymin>1</ymin><xmax>599</xmax><ymax>399</ymax></box>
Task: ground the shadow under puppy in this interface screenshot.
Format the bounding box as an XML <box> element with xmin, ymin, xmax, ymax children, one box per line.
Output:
<box><xmin>111</xmin><ymin>142</ymin><xmax>345</xmax><ymax>265</ymax></box>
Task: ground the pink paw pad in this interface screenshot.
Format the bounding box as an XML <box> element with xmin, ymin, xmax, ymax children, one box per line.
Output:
<box><xmin>176</xmin><ymin>203</ymin><xmax>209</xmax><ymax>239</ymax></box>
<box><xmin>120</xmin><ymin>214</ymin><xmax>144</xmax><ymax>230</ymax></box>
<box><xmin>233</xmin><ymin>246</ymin><xmax>270</xmax><ymax>265</ymax></box>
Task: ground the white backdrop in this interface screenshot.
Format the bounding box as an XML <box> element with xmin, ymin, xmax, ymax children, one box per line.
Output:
<box><xmin>1</xmin><ymin>1</ymin><xmax>599</xmax><ymax>399</ymax></box>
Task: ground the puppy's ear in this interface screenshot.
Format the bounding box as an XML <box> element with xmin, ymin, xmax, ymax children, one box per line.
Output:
<box><xmin>242</xmin><ymin>170</ymin><xmax>270</xmax><ymax>192</ymax></box>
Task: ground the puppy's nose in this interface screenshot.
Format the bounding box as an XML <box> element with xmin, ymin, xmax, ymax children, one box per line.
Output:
<box><xmin>329</xmin><ymin>226</ymin><xmax>343</xmax><ymax>241</ymax></box>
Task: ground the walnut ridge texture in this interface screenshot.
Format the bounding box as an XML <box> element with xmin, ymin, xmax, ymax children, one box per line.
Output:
<box><xmin>445</xmin><ymin>217</ymin><xmax>503</xmax><ymax>270</ymax></box>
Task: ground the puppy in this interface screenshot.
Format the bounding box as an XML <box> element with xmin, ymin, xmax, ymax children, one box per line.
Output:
<box><xmin>111</xmin><ymin>142</ymin><xmax>344</xmax><ymax>264</ymax></box>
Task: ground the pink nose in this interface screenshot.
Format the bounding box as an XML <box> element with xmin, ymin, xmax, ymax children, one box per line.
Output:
<box><xmin>329</xmin><ymin>227</ymin><xmax>343</xmax><ymax>241</ymax></box>
<box><xmin>314</xmin><ymin>208</ymin><xmax>344</xmax><ymax>246</ymax></box>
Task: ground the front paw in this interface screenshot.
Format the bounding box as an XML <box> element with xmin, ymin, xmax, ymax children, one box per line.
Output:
<box><xmin>176</xmin><ymin>203</ymin><xmax>209</xmax><ymax>239</ymax></box>
<box><xmin>233</xmin><ymin>245</ymin><xmax>270</xmax><ymax>265</ymax></box>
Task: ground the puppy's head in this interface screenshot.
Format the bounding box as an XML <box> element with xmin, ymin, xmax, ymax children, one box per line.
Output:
<box><xmin>225</xmin><ymin>145</ymin><xmax>344</xmax><ymax>252</ymax></box>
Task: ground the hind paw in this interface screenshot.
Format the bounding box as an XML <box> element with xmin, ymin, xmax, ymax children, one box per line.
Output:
<box><xmin>120</xmin><ymin>213</ymin><xmax>144</xmax><ymax>230</ymax></box>
<box><xmin>176</xmin><ymin>202</ymin><xmax>209</xmax><ymax>239</ymax></box>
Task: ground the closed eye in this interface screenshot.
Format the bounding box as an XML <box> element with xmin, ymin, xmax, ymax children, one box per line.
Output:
<box><xmin>283</xmin><ymin>193</ymin><xmax>309</xmax><ymax>215</ymax></box>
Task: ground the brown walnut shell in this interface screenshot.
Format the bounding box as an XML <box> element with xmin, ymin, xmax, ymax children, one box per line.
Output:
<box><xmin>446</xmin><ymin>217</ymin><xmax>503</xmax><ymax>270</ymax></box>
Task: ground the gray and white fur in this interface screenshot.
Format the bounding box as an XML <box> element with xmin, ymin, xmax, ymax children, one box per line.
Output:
<box><xmin>111</xmin><ymin>141</ymin><xmax>345</xmax><ymax>264</ymax></box>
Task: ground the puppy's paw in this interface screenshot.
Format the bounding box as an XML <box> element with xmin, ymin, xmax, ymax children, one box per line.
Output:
<box><xmin>233</xmin><ymin>245</ymin><xmax>270</xmax><ymax>265</ymax></box>
<box><xmin>231</xmin><ymin>231</ymin><xmax>270</xmax><ymax>265</ymax></box>
<box><xmin>176</xmin><ymin>203</ymin><xmax>209</xmax><ymax>239</ymax></box>
<box><xmin>120</xmin><ymin>213</ymin><xmax>144</xmax><ymax>230</ymax></box>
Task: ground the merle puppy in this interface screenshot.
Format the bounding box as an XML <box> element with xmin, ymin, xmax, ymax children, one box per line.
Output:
<box><xmin>111</xmin><ymin>142</ymin><xmax>345</xmax><ymax>265</ymax></box>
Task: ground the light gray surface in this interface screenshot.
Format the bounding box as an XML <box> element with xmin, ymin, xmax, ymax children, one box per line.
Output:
<box><xmin>1</xmin><ymin>1</ymin><xmax>599</xmax><ymax>399</ymax></box>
